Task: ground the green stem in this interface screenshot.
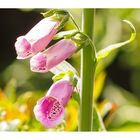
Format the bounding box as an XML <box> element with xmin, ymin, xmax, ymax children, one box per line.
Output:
<box><xmin>79</xmin><ymin>8</ymin><xmax>96</xmax><ymax>131</ymax></box>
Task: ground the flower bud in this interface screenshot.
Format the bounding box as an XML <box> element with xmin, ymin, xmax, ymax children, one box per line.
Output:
<box><xmin>30</xmin><ymin>39</ymin><xmax>77</xmax><ymax>73</ymax></box>
<box><xmin>15</xmin><ymin>18</ymin><xmax>59</xmax><ymax>59</ymax></box>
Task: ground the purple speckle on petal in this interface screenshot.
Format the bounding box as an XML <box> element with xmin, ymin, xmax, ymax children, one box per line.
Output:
<box><xmin>46</xmin><ymin>97</ymin><xmax>63</xmax><ymax>121</ymax></box>
<box><xmin>34</xmin><ymin>96</ymin><xmax>64</xmax><ymax>128</ymax></box>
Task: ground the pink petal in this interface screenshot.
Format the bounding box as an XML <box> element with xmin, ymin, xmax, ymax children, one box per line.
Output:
<box><xmin>47</xmin><ymin>80</ymin><xmax>73</xmax><ymax>107</ymax></box>
<box><xmin>15</xmin><ymin>18</ymin><xmax>59</xmax><ymax>59</ymax></box>
<box><xmin>46</xmin><ymin>39</ymin><xmax>77</xmax><ymax>70</ymax></box>
<box><xmin>15</xmin><ymin>36</ymin><xmax>31</xmax><ymax>59</ymax></box>
<box><xmin>26</xmin><ymin>18</ymin><xmax>59</xmax><ymax>54</ymax></box>
<box><xmin>30</xmin><ymin>52</ymin><xmax>47</xmax><ymax>72</ymax></box>
<box><xmin>34</xmin><ymin>96</ymin><xmax>64</xmax><ymax>128</ymax></box>
<box><xmin>30</xmin><ymin>39</ymin><xmax>77</xmax><ymax>73</ymax></box>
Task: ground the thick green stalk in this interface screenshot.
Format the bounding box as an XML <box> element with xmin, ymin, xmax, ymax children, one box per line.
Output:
<box><xmin>79</xmin><ymin>9</ymin><xmax>96</xmax><ymax>131</ymax></box>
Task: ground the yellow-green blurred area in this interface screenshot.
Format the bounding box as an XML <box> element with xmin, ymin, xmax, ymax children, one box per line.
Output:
<box><xmin>0</xmin><ymin>9</ymin><xmax>140</xmax><ymax>131</ymax></box>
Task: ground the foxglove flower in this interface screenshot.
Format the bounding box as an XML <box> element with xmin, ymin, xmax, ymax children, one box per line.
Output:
<box><xmin>15</xmin><ymin>18</ymin><xmax>59</xmax><ymax>59</ymax></box>
<box><xmin>34</xmin><ymin>96</ymin><xmax>64</xmax><ymax>128</ymax></box>
<box><xmin>34</xmin><ymin>79</ymin><xmax>73</xmax><ymax>128</ymax></box>
<box><xmin>30</xmin><ymin>39</ymin><xmax>77</xmax><ymax>73</ymax></box>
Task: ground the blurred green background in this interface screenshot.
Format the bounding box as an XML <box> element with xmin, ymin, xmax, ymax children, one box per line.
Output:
<box><xmin>0</xmin><ymin>9</ymin><xmax>140</xmax><ymax>131</ymax></box>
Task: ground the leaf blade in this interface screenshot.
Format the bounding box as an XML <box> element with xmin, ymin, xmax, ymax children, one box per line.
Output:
<box><xmin>97</xmin><ymin>20</ymin><xmax>136</xmax><ymax>61</ymax></box>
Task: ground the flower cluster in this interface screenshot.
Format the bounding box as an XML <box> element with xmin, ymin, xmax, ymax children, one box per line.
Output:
<box><xmin>14</xmin><ymin>10</ymin><xmax>80</xmax><ymax>128</ymax></box>
<box><xmin>15</xmin><ymin>17</ymin><xmax>78</xmax><ymax>73</ymax></box>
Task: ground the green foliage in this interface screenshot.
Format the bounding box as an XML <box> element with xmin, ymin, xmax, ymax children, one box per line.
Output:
<box><xmin>97</xmin><ymin>20</ymin><xmax>136</xmax><ymax>62</ymax></box>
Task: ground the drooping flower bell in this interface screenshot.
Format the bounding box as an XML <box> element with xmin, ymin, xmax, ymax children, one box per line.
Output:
<box><xmin>15</xmin><ymin>18</ymin><xmax>60</xmax><ymax>59</ymax></box>
<box><xmin>30</xmin><ymin>39</ymin><xmax>77</xmax><ymax>73</ymax></box>
<box><xmin>15</xmin><ymin>9</ymin><xmax>70</xmax><ymax>60</ymax></box>
<box><xmin>34</xmin><ymin>96</ymin><xmax>64</xmax><ymax>128</ymax></box>
<box><xmin>34</xmin><ymin>78</ymin><xmax>74</xmax><ymax>128</ymax></box>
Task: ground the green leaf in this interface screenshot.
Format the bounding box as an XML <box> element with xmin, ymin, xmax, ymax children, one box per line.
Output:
<box><xmin>97</xmin><ymin>20</ymin><xmax>136</xmax><ymax>62</ymax></box>
<box><xmin>92</xmin><ymin>106</ymin><xmax>106</xmax><ymax>131</ymax></box>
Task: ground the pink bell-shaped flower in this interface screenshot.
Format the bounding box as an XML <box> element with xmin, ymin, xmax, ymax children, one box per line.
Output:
<box><xmin>15</xmin><ymin>18</ymin><xmax>59</xmax><ymax>59</ymax></box>
<box><xmin>30</xmin><ymin>39</ymin><xmax>77</xmax><ymax>73</ymax></box>
<box><xmin>34</xmin><ymin>79</ymin><xmax>73</xmax><ymax>128</ymax></box>
<box><xmin>34</xmin><ymin>96</ymin><xmax>64</xmax><ymax>128</ymax></box>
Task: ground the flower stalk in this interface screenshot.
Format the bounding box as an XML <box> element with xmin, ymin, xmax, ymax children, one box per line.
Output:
<box><xmin>79</xmin><ymin>9</ymin><xmax>96</xmax><ymax>131</ymax></box>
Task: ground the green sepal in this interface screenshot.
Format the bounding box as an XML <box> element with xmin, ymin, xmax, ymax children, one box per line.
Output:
<box><xmin>54</xmin><ymin>30</ymin><xmax>97</xmax><ymax>62</ymax></box>
<box><xmin>41</xmin><ymin>9</ymin><xmax>68</xmax><ymax>20</ymax></box>
<box><xmin>52</xmin><ymin>71</ymin><xmax>66</xmax><ymax>82</ymax></box>
<box><xmin>52</xmin><ymin>70</ymin><xmax>78</xmax><ymax>87</ymax></box>
<box><xmin>53</xmin><ymin>31</ymin><xmax>88</xmax><ymax>51</ymax></box>
<box><xmin>41</xmin><ymin>9</ymin><xmax>56</xmax><ymax>18</ymax></box>
<box><xmin>54</xmin><ymin>30</ymin><xmax>90</xmax><ymax>48</ymax></box>
<box><xmin>71</xmin><ymin>32</ymin><xmax>89</xmax><ymax>46</ymax></box>
<box><xmin>97</xmin><ymin>20</ymin><xmax>136</xmax><ymax>62</ymax></box>
<box><xmin>56</xmin><ymin>14</ymin><xmax>69</xmax><ymax>31</ymax></box>
<box><xmin>53</xmin><ymin>30</ymin><xmax>78</xmax><ymax>40</ymax></box>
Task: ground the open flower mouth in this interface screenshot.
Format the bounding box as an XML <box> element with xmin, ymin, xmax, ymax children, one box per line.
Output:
<box><xmin>31</xmin><ymin>65</ymin><xmax>47</xmax><ymax>72</ymax></box>
<box><xmin>46</xmin><ymin>97</ymin><xmax>64</xmax><ymax>121</ymax></box>
<box><xmin>34</xmin><ymin>96</ymin><xmax>64</xmax><ymax>128</ymax></box>
<box><xmin>30</xmin><ymin>53</ymin><xmax>47</xmax><ymax>72</ymax></box>
<box><xmin>15</xmin><ymin>36</ymin><xmax>32</xmax><ymax>59</ymax></box>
